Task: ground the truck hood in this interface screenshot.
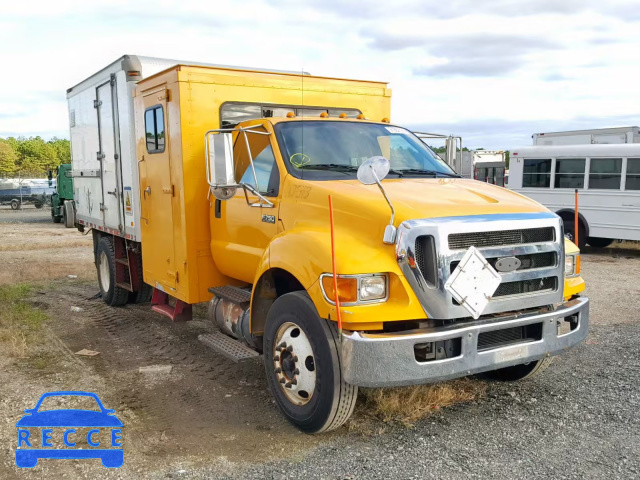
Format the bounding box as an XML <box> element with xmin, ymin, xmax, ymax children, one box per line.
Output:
<box><xmin>312</xmin><ymin>177</ymin><xmax>548</xmax><ymax>224</ymax></box>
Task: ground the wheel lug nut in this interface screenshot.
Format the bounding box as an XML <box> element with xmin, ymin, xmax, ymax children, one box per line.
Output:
<box><xmin>274</xmin><ymin>355</ymin><xmax>280</xmax><ymax>361</ymax></box>
<box><xmin>275</xmin><ymin>367</ymin><xmax>281</xmax><ymax>373</ymax></box>
<box><xmin>287</xmin><ymin>345</ymin><xmax>294</xmax><ymax>352</ymax></box>
<box><xmin>292</xmin><ymin>356</ymin><xmax>298</xmax><ymax>362</ymax></box>
<box><xmin>291</xmin><ymin>379</ymin><xmax>297</xmax><ymax>385</ymax></box>
<box><xmin>285</xmin><ymin>382</ymin><xmax>292</xmax><ymax>388</ymax></box>
<box><xmin>279</xmin><ymin>378</ymin><xmax>285</xmax><ymax>384</ymax></box>
<box><xmin>294</xmin><ymin>368</ymin><xmax>300</xmax><ymax>375</ymax></box>
<box><xmin>278</xmin><ymin>342</ymin><xmax>287</xmax><ymax>348</ymax></box>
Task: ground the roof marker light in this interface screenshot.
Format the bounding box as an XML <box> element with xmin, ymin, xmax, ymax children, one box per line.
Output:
<box><xmin>286</xmin><ymin>111</ymin><xmax>295</xmax><ymax>118</ymax></box>
<box><xmin>320</xmin><ymin>112</ymin><xmax>329</xmax><ymax>118</ymax></box>
<box><xmin>381</xmin><ymin>117</ymin><xmax>390</xmax><ymax>123</ymax></box>
<box><xmin>339</xmin><ymin>113</ymin><xmax>348</xmax><ymax>118</ymax></box>
<box><xmin>356</xmin><ymin>114</ymin><xmax>366</xmax><ymax>120</ymax></box>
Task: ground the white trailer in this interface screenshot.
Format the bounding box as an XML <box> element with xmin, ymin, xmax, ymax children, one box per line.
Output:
<box><xmin>473</xmin><ymin>150</ymin><xmax>506</xmax><ymax>186</ymax></box>
<box><xmin>508</xmin><ymin>144</ymin><xmax>640</xmax><ymax>248</ymax></box>
<box><xmin>532</xmin><ymin>126</ymin><xmax>640</xmax><ymax>146</ymax></box>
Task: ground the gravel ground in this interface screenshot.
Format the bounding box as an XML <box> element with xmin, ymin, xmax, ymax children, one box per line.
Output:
<box><xmin>0</xmin><ymin>213</ymin><xmax>639</xmax><ymax>479</ymax></box>
<box><xmin>0</xmin><ymin>206</ymin><xmax>51</xmax><ymax>224</ymax></box>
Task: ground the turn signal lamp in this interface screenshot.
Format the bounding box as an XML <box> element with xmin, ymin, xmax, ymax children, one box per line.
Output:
<box><xmin>321</xmin><ymin>276</ymin><xmax>358</xmax><ymax>304</ymax></box>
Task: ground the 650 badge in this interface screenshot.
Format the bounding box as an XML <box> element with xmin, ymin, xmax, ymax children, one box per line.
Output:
<box><xmin>15</xmin><ymin>391</ymin><xmax>123</xmax><ymax>468</ymax></box>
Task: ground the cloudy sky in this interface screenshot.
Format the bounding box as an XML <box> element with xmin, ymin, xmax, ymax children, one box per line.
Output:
<box><xmin>1</xmin><ymin>0</ymin><xmax>639</xmax><ymax>149</ymax></box>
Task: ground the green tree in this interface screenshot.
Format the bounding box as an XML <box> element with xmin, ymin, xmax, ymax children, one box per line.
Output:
<box><xmin>0</xmin><ymin>140</ymin><xmax>18</xmax><ymax>175</ymax></box>
<box><xmin>504</xmin><ymin>151</ymin><xmax>510</xmax><ymax>169</ymax></box>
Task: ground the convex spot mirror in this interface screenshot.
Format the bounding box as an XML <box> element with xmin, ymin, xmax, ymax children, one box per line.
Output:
<box><xmin>357</xmin><ymin>156</ymin><xmax>390</xmax><ymax>185</ymax></box>
<box><xmin>206</xmin><ymin>132</ymin><xmax>238</xmax><ymax>200</ymax></box>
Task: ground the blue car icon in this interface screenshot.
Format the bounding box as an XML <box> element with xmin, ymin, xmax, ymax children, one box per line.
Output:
<box><xmin>16</xmin><ymin>391</ymin><xmax>123</xmax><ymax>468</ymax></box>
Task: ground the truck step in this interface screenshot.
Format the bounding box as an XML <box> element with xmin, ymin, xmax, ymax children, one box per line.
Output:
<box><xmin>116</xmin><ymin>282</ymin><xmax>133</xmax><ymax>292</ymax></box>
<box><xmin>115</xmin><ymin>258</ymin><xmax>129</xmax><ymax>266</ymax></box>
<box><xmin>208</xmin><ymin>286</ymin><xmax>252</xmax><ymax>305</ymax></box>
<box><xmin>198</xmin><ymin>332</ymin><xmax>260</xmax><ymax>362</ymax></box>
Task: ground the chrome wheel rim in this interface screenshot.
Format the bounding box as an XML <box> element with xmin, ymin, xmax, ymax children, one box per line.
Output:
<box><xmin>99</xmin><ymin>251</ymin><xmax>110</xmax><ymax>292</ymax></box>
<box><xmin>273</xmin><ymin>322</ymin><xmax>316</xmax><ymax>405</ymax></box>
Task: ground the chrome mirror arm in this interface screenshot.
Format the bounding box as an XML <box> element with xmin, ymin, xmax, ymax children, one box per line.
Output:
<box><xmin>369</xmin><ymin>165</ymin><xmax>397</xmax><ymax>244</ymax></box>
<box><xmin>241</xmin><ymin>183</ymin><xmax>274</xmax><ymax>208</ymax></box>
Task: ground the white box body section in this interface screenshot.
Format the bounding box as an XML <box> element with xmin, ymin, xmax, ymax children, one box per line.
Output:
<box><xmin>508</xmin><ymin>144</ymin><xmax>640</xmax><ymax>242</ymax></box>
<box><xmin>533</xmin><ymin>127</ymin><xmax>640</xmax><ymax>146</ymax></box>
<box><xmin>67</xmin><ymin>56</ymin><xmax>187</xmax><ymax>240</ymax></box>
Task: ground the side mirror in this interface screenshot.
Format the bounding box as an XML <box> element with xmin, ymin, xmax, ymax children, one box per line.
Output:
<box><xmin>47</xmin><ymin>169</ymin><xmax>53</xmax><ymax>187</ymax></box>
<box><xmin>205</xmin><ymin>132</ymin><xmax>237</xmax><ymax>200</ymax></box>
<box><xmin>357</xmin><ymin>156</ymin><xmax>390</xmax><ymax>185</ymax></box>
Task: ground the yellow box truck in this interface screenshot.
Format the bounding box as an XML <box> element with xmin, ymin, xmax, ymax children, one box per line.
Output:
<box><xmin>68</xmin><ymin>55</ymin><xmax>589</xmax><ymax>433</ymax></box>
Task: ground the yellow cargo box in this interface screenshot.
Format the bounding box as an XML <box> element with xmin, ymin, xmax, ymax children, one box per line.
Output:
<box><xmin>134</xmin><ymin>65</ymin><xmax>391</xmax><ymax>304</ymax></box>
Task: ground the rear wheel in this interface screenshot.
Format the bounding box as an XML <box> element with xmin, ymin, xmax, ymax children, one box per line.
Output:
<box><xmin>587</xmin><ymin>237</ymin><xmax>614</xmax><ymax>249</ymax></box>
<box><xmin>10</xmin><ymin>199</ymin><xmax>20</xmax><ymax>210</ymax></box>
<box><xmin>127</xmin><ymin>250</ymin><xmax>153</xmax><ymax>304</ymax></box>
<box><xmin>482</xmin><ymin>357</ymin><xmax>553</xmax><ymax>381</ymax></box>
<box><xmin>96</xmin><ymin>237</ymin><xmax>129</xmax><ymax>306</ymax></box>
<box><xmin>34</xmin><ymin>202</ymin><xmax>43</xmax><ymax>209</ymax></box>
<box><xmin>264</xmin><ymin>291</ymin><xmax>357</xmax><ymax>433</ymax></box>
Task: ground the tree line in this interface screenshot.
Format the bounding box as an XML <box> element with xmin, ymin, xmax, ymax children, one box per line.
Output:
<box><xmin>0</xmin><ymin>137</ymin><xmax>71</xmax><ymax>177</ymax></box>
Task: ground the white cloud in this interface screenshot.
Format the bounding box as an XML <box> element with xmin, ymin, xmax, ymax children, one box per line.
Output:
<box><xmin>0</xmin><ymin>0</ymin><xmax>639</xmax><ymax>148</ymax></box>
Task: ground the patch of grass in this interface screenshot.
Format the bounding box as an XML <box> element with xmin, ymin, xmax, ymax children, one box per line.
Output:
<box><xmin>356</xmin><ymin>379</ymin><xmax>486</xmax><ymax>426</ymax></box>
<box><xmin>0</xmin><ymin>283</ymin><xmax>48</xmax><ymax>357</ymax></box>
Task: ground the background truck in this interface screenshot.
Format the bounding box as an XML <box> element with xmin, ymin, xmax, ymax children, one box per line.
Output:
<box><xmin>49</xmin><ymin>164</ymin><xmax>75</xmax><ymax>226</ymax></box>
<box><xmin>533</xmin><ymin>126</ymin><xmax>640</xmax><ymax>146</ymax></box>
<box><xmin>0</xmin><ymin>179</ymin><xmax>51</xmax><ymax>210</ymax></box>
<box><xmin>68</xmin><ymin>55</ymin><xmax>590</xmax><ymax>433</ymax></box>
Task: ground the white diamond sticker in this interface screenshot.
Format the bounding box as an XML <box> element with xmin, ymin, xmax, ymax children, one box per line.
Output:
<box><xmin>445</xmin><ymin>246</ymin><xmax>502</xmax><ymax>319</ymax></box>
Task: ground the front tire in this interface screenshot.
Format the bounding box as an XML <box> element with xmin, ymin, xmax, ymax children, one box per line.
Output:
<box><xmin>482</xmin><ymin>357</ymin><xmax>553</xmax><ymax>381</ymax></box>
<box><xmin>96</xmin><ymin>237</ymin><xmax>129</xmax><ymax>306</ymax></box>
<box><xmin>264</xmin><ymin>291</ymin><xmax>357</xmax><ymax>433</ymax></box>
<box><xmin>10</xmin><ymin>199</ymin><xmax>20</xmax><ymax>210</ymax></box>
<box><xmin>63</xmin><ymin>201</ymin><xmax>75</xmax><ymax>228</ymax></box>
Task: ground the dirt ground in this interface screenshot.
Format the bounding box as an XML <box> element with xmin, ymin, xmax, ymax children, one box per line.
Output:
<box><xmin>0</xmin><ymin>207</ymin><xmax>639</xmax><ymax>479</ymax></box>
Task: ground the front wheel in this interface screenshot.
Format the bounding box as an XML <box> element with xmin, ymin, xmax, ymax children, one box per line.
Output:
<box><xmin>264</xmin><ymin>291</ymin><xmax>358</xmax><ymax>433</ymax></box>
<box><xmin>63</xmin><ymin>201</ymin><xmax>75</xmax><ymax>228</ymax></box>
<box><xmin>10</xmin><ymin>199</ymin><xmax>20</xmax><ymax>210</ymax></box>
<box><xmin>482</xmin><ymin>357</ymin><xmax>553</xmax><ymax>381</ymax></box>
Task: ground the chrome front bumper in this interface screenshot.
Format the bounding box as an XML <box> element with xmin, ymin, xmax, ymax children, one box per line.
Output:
<box><xmin>340</xmin><ymin>297</ymin><xmax>589</xmax><ymax>387</ymax></box>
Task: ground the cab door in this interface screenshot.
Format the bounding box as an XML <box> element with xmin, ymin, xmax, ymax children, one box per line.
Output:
<box><xmin>210</xmin><ymin>121</ymin><xmax>280</xmax><ymax>283</ymax></box>
<box><xmin>139</xmin><ymin>89</ymin><xmax>176</xmax><ymax>290</ymax></box>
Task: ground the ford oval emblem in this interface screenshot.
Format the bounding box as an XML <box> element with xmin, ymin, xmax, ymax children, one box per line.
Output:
<box><xmin>495</xmin><ymin>256</ymin><xmax>521</xmax><ymax>273</ymax></box>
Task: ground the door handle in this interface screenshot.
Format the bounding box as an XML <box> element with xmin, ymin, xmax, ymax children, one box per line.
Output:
<box><xmin>144</xmin><ymin>186</ymin><xmax>151</xmax><ymax>198</ymax></box>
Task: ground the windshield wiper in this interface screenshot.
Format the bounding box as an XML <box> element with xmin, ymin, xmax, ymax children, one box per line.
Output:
<box><xmin>398</xmin><ymin>169</ymin><xmax>460</xmax><ymax>178</ymax></box>
<box><xmin>298</xmin><ymin>164</ymin><xmax>358</xmax><ymax>172</ymax></box>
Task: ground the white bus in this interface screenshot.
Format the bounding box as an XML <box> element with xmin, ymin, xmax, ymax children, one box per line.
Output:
<box><xmin>508</xmin><ymin>144</ymin><xmax>640</xmax><ymax>248</ymax></box>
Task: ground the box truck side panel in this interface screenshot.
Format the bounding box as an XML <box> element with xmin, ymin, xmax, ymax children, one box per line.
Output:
<box><xmin>69</xmin><ymin>86</ymin><xmax>103</xmax><ymax>226</ymax></box>
<box><xmin>96</xmin><ymin>80</ymin><xmax>123</xmax><ymax>230</ymax></box>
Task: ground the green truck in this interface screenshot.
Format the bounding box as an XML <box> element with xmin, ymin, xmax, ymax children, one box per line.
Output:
<box><xmin>50</xmin><ymin>164</ymin><xmax>76</xmax><ymax>227</ymax></box>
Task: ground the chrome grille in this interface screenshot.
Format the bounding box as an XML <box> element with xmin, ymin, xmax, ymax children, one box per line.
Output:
<box><xmin>494</xmin><ymin>277</ymin><xmax>557</xmax><ymax>298</ymax></box>
<box><xmin>448</xmin><ymin>227</ymin><xmax>555</xmax><ymax>250</ymax></box>
<box><xmin>397</xmin><ymin>213</ymin><xmax>564</xmax><ymax>320</ymax></box>
<box><xmin>450</xmin><ymin>251</ymin><xmax>557</xmax><ymax>273</ymax></box>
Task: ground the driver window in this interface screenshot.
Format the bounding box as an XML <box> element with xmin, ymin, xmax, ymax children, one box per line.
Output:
<box><xmin>233</xmin><ymin>128</ymin><xmax>280</xmax><ymax>196</ymax></box>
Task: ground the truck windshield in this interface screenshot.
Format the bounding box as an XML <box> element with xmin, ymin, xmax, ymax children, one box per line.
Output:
<box><xmin>275</xmin><ymin>121</ymin><xmax>458</xmax><ymax>180</ymax></box>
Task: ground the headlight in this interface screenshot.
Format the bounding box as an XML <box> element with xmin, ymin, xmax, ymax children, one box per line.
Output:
<box><xmin>565</xmin><ymin>253</ymin><xmax>580</xmax><ymax>277</ymax></box>
<box><xmin>320</xmin><ymin>274</ymin><xmax>388</xmax><ymax>305</ymax></box>
<box><xmin>360</xmin><ymin>275</ymin><xmax>387</xmax><ymax>301</ymax></box>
